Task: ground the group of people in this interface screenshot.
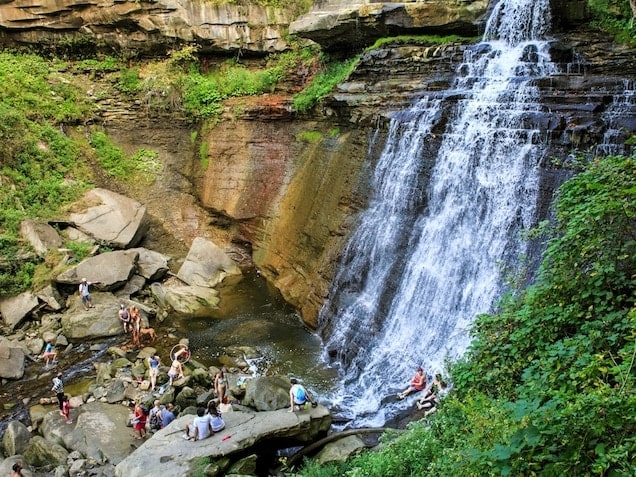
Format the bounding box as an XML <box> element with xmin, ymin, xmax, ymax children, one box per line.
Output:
<box><xmin>398</xmin><ymin>366</ymin><xmax>449</xmax><ymax>417</ymax></box>
<box><xmin>183</xmin><ymin>400</ymin><xmax>226</xmax><ymax>441</ymax></box>
<box><xmin>51</xmin><ymin>372</ymin><xmax>72</xmax><ymax>424</ymax></box>
<box><xmin>118</xmin><ymin>303</ymin><xmax>143</xmax><ymax>346</ymax></box>
<box><xmin>132</xmin><ymin>400</ymin><xmax>177</xmax><ymax>439</ymax></box>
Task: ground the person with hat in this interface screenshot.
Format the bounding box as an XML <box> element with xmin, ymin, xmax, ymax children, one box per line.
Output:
<box><xmin>78</xmin><ymin>278</ymin><xmax>95</xmax><ymax>310</ymax></box>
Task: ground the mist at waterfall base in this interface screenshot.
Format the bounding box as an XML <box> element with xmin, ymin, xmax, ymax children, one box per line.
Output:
<box><xmin>318</xmin><ymin>0</ymin><xmax>559</xmax><ymax>428</ymax></box>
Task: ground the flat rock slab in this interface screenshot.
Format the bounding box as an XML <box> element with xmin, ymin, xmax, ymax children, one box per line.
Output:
<box><xmin>115</xmin><ymin>406</ymin><xmax>331</xmax><ymax>477</ymax></box>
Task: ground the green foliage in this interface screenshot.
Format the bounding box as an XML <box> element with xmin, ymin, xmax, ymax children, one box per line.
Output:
<box><xmin>90</xmin><ymin>131</ymin><xmax>162</xmax><ymax>182</ymax></box>
<box><xmin>0</xmin><ymin>52</ymin><xmax>96</xmax><ymax>296</ymax></box>
<box><xmin>293</xmin><ymin>58</ymin><xmax>358</xmax><ymax>113</ymax></box>
<box><xmin>296</xmin><ymin>131</ymin><xmax>323</xmax><ymax>143</ymax></box>
<box><xmin>588</xmin><ymin>0</ymin><xmax>636</xmax><ymax>43</ymax></box>
<box><xmin>199</xmin><ymin>141</ymin><xmax>209</xmax><ymax>168</ymax></box>
<box><xmin>366</xmin><ymin>34</ymin><xmax>475</xmax><ymax>51</ymax></box>
<box><xmin>116</xmin><ymin>67</ymin><xmax>142</xmax><ymax>95</ymax></box>
<box><xmin>300</xmin><ymin>155</ymin><xmax>636</xmax><ymax>477</ymax></box>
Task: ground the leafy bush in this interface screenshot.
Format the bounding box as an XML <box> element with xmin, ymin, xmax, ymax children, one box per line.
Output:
<box><xmin>300</xmin><ymin>155</ymin><xmax>636</xmax><ymax>477</ymax></box>
<box><xmin>90</xmin><ymin>131</ymin><xmax>162</xmax><ymax>182</ymax></box>
<box><xmin>293</xmin><ymin>58</ymin><xmax>358</xmax><ymax>113</ymax></box>
<box><xmin>588</xmin><ymin>0</ymin><xmax>636</xmax><ymax>42</ymax></box>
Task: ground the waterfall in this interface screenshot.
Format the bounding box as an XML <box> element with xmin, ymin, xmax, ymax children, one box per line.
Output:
<box><xmin>318</xmin><ymin>0</ymin><xmax>559</xmax><ymax>427</ymax></box>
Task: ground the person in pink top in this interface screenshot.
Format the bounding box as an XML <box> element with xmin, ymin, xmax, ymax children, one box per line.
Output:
<box><xmin>398</xmin><ymin>366</ymin><xmax>427</xmax><ymax>399</ymax></box>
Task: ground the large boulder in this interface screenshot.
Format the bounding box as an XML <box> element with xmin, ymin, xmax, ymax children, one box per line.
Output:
<box><xmin>149</xmin><ymin>282</ymin><xmax>220</xmax><ymax>315</ymax></box>
<box><xmin>2</xmin><ymin>420</ymin><xmax>32</xmax><ymax>456</ymax></box>
<box><xmin>0</xmin><ymin>338</ymin><xmax>25</xmax><ymax>379</ymax></box>
<box><xmin>177</xmin><ymin>237</ymin><xmax>241</xmax><ymax>288</ymax></box>
<box><xmin>290</xmin><ymin>0</ymin><xmax>489</xmax><ymax>51</ymax></box>
<box><xmin>68</xmin><ymin>188</ymin><xmax>148</xmax><ymax>249</ymax></box>
<box><xmin>40</xmin><ymin>401</ymin><xmax>133</xmax><ymax>465</ymax></box>
<box><xmin>115</xmin><ymin>406</ymin><xmax>331</xmax><ymax>477</ymax></box>
<box><xmin>242</xmin><ymin>375</ymin><xmax>290</xmax><ymax>411</ymax></box>
<box><xmin>0</xmin><ymin>291</ymin><xmax>39</xmax><ymax>330</ymax></box>
<box><xmin>129</xmin><ymin>247</ymin><xmax>170</xmax><ymax>281</ymax></box>
<box><xmin>20</xmin><ymin>219</ymin><xmax>63</xmax><ymax>256</ymax></box>
<box><xmin>60</xmin><ymin>292</ymin><xmax>126</xmax><ymax>340</ymax></box>
<box><xmin>55</xmin><ymin>250</ymin><xmax>139</xmax><ymax>291</ymax></box>
<box><xmin>23</xmin><ymin>435</ymin><xmax>69</xmax><ymax>467</ymax></box>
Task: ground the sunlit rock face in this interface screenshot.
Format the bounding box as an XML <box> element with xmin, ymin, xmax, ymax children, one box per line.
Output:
<box><xmin>0</xmin><ymin>0</ymin><xmax>291</xmax><ymax>55</ymax></box>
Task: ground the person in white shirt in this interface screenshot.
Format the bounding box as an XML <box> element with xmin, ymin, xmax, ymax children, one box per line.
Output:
<box><xmin>78</xmin><ymin>278</ymin><xmax>96</xmax><ymax>310</ymax></box>
<box><xmin>184</xmin><ymin>407</ymin><xmax>213</xmax><ymax>441</ymax></box>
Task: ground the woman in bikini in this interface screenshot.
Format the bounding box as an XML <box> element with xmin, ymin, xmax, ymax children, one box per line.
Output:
<box><xmin>214</xmin><ymin>368</ymin><xmax>228</xmax><ymax>404</ymax></box>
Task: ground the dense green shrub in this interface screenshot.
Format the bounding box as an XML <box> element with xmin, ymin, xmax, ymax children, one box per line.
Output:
<box><xmin>300</xmin><ymin>155</ymin><xmax>636</xmax><ymax>477</ymax></box>
<box><xmin>588</xmin><ymin>0</ymin><xmax>636</xmax><ymax>42</ymax></box>
<box><xmin>292</xmin><ymin>58</ymin><xmax>358</xmax><ymax>113</ymax></box>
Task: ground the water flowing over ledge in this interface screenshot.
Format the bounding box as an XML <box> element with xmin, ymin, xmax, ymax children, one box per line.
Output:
<box><xmin>318</xmin><ymin>0</ymin><xmax>560</xmax><ymax>427</ymax></box>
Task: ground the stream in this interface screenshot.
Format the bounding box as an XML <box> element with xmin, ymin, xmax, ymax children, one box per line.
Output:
<box><xmin>1</xmin><ymin>271</ymin><xmax>339</xmax><ymax>434</ymax></box>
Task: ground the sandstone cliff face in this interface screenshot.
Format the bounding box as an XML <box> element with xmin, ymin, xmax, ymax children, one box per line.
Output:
<box><xmin>12</xmin><ymin>0</ymin><xmax>631</xmax><ymax>329</ymax></box>
<box><xmin>0</xmin><ymin>0</ymin><xmax>291</xmax><ymax>54</ymax></box>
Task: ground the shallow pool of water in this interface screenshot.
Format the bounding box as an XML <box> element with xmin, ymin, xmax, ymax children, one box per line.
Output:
<box><xmin>167</xmin><ymin>272</ymin><xmax>339</xmax><ymax>397</ymax></box>
<box><xmin>1</xmin><ymin>272</ymin><xmax>339</xmax><ymax>434</ymax></box>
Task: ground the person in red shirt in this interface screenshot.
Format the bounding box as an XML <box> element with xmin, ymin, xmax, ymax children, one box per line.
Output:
<box><xmin>398</xmin><ymin>367</ymin><xmax>427</xmax><ymax>399</ymax></box>
<box><xmin>132</xmin><ymin>403</ymin><xmax>147</xmax><ymax>439</ymax></box>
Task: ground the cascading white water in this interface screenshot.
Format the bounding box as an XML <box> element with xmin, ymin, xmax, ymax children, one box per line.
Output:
<box><xmin>319</xmin><ymin>0</ymin><xmax>559</xmax><ymax>427</ymax></box>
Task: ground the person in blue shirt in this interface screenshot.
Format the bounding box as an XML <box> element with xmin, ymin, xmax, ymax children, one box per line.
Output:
<box><xmin>42</xmin><ymin>339</ymin><xmax>57</xmax><ymax>366</ymax></box>
<box><xmin>289</xmin><ymin>378</ymin><xmax>317</xmax><ymax>412</ymax></box>
<box><xmin>161</xmin><ymin>403</ymin><xmax>176</xmax><ymax>427</ymax></box>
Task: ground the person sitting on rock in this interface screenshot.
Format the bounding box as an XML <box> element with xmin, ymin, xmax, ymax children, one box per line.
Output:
<box><xmin>398</xmin><ymin>366</ymin><xmax>427</xmax><ymax>400</ymax></box>
<box><xmin>183</xmin><ymin>407</ymin><xmax>214</xmax><ymax>441</ymax></box>
<box><xmin>416</xmin><ymin>374</ymin><xmax>449</xmax><ymax>416</ymax></box>
<box><xmin>289</xmin><ymin>378</ymin><xmax>317</xmax><ymax>412</ymax></box>
<box><xmin>206</xmin><ymin>400</ymin><xmax>226</xmax><ymax>433</ymax></box>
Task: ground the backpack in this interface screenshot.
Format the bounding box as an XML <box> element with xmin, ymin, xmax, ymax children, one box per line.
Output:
<box><xmin>294</xmin><ymin>385</ymin><xmax>306</xmax><ymax>402</ymax></box>
<box><xmin>149</xmin><ymin>409</ymin><xmax>161</xmax><ymax>429</ymax></box>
